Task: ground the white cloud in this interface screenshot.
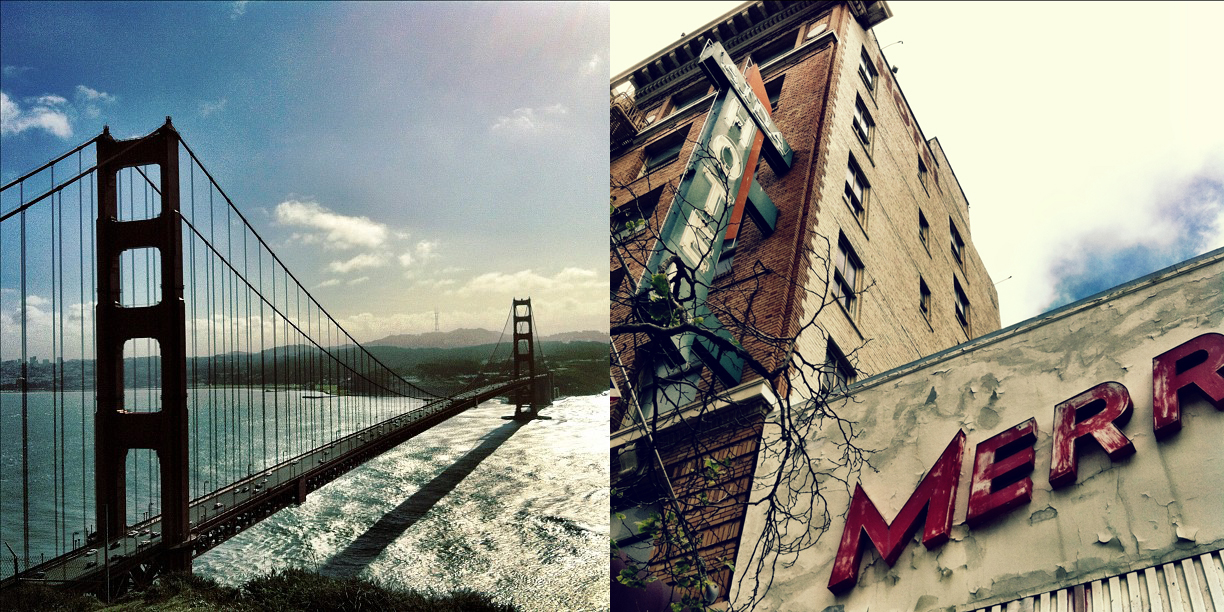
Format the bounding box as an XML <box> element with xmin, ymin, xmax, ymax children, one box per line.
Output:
<box><xmin>1</xmin><ymin>91</ymin><xmax>72</xmax><ymax>138</ymax></box>
<box><xmin>414</xmin><ymin>240</ymin><xmax>438</xmax><ymax>260</ymax></box>
<box><xmin>74</xmin><ymin>85</ymin><xmax>116</xmax><ymax>119</ymax></box>
<box><xmin>2</xmin><ymin>66</ymin><xmax>34</xmax><ymax>78</ymax></box>
<box><xmin>327</xmin><ymin>252</ymin><xmax>387</xmax><ymax>274</ymax></box>
<box><xmin>275</xmin><ymin>200</ymin><xmax>389</xmax><ymax>250</ymax></box>
<box><xmin>230</xmin><ymin>1</ymin><xmax>249</xmax><ymax>19</ymax></box>
<box><xmin>199</xmin><ymin>98</ymin><xmax>228</xmax><ymax>118</ymax></box>
<box><xmin>397</xmin><ymin>252</ymin><xmax>414</xmax><ymax>267</ymax></box>
<box><xmin>449</xmin><ymin>267</ymin><xmax>603</xmax><ymax>296</ymax></box>
<box><xmin>75</xmin><ymin>85</ymin><xmax>116</xmax><ymax>104</ymax></box>
<box><xmin>490</xmin><ymin>104</ymin><xmax>568</xmax><ymax>133</ymax></box>
<box><xmin>347</xmin><ymin>276</ymin><xmax>369</xmax><ymax>286</ymax></box>
<box><xmin>582</xmin><ymin>53</ymin><xmax>602</xmax><ymax>76</ymax></box>
<box><xmin>35</xmin><ymin>94</ymin><xmax>67</xmax><ymax>106</ymax></box>
<box><xmin>316</xmin><ymin>278</ymin><xmax>341</xmax><ymax>289</ymax></box>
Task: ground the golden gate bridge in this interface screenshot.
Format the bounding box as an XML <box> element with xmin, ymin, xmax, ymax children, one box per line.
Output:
<box><xmin>0</xmin><ymin>118</ymin><xmax>553</xmax><ymax>595</ymax></box>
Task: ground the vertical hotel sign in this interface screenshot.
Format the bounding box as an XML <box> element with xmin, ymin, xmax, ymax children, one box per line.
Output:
<box><xmin>638</xmin><ymin>41</ymin><xmax>793</xmax><ymax>389</ymax></box>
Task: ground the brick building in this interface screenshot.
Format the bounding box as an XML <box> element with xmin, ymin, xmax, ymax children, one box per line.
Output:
<box><xmin>610</xmin><ymin>1</ymin><xmax>1002</xmax><ymax>608</ymax></box>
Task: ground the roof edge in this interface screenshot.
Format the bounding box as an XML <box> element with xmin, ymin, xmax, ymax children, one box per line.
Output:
<box><xmin>835</xmin><ymin>247</ymin><xmax>1224</xmax><ymax>396</ymax></box>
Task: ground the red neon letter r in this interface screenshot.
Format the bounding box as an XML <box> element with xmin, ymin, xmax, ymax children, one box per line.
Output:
<box><xmin>1153</xmin><ymin>333</ymin><xmax>1224</xmax><ymax>438</ymax></box>
<box><xmin>1049</xmin><ymin>382</ymin><xmax>1135</xmax><ymax>488</ymax></box>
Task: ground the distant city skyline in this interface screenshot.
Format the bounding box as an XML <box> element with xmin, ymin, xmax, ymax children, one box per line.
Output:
<box><xmin>1</xmin><ymin>2</ymin><xmax>609</xmax><ymax>342</ymax></box>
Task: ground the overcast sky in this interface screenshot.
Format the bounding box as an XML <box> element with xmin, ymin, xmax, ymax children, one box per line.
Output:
<box><xmin>612</xmin><ymin>1</ymin><xmax>1224</xmax><ymax>327</ymax></box>
<box><xmin>1</xmin><ymin>1</ymin><xmax>609</xmax><ymax>341</ymax></box>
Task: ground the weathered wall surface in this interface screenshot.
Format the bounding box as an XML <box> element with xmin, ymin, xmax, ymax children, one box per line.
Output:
<box><xmin>735</xmin><ymin>250</ymin><xmax>1224</xmax><ymax>611</ymax></box>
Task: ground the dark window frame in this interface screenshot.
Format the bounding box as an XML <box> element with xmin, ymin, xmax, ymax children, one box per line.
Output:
<box><xmin>859</xmin><ymin>49</ymin><xmax>878</xmax><ymax>92</ymax></box>
<box><xmin>954</xmin><ymin>277</ymin><xmax>970</xmax><ymax>333</ymax></box>
<box><xmin>822</xmin><ymin>339</ymin><xmax>856</xmax><ymax>393</ymax></box>
<box><xmin>852</xmin><ymin>96</ymin><xmax>873</xmax><ymax>146</ymax></box>
<box><xmin>637</xmin><ymin>129</ymin><xmax>687</xmax><ymax>178</ymax></box>
<box><xmin>752</xmin><ymin>29</ymin><xmax>799</xmax><ymax>67</ymax></box>
<box><xmin>832</xmin><ymin>234</ymin><xmax>863</xmax><ymax>317</ymax></box>
<box><xmin>920</xmin><ymin>277</ymin><xmax>931</xmax><ymax>320</ymax></box>
<box><xmin>612</xmin><ymin>186</ymin><xmax>665</xmax><ymax>243</ymax></box>
<box><xmin>950</xmin><ymin>219</ymin><xmax>965</xmax><ymax>271</ymax></box>
<box><xmin>844</xmin><ymin>155</ymin><xmax>869</xmax><ymax>224</ymax></box>
<box><xmin>764</xmin><ymin>75</ymin><xmax>785</xmax><ymax>113</ymax></box>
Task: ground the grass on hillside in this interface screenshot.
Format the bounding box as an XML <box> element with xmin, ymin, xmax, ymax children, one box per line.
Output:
<box><xmin>0</xmin><ymin>568</ymin><xmax>519</xmax><ymax>611</ymax></box>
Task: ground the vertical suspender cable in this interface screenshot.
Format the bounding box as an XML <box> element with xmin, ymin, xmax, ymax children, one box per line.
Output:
<box><xmin>52</xmin><ymin>168</ymin><xmax>61</xmax><ymax>555</ymax></box>
<box><xmin>79</xmin><ymin>150</ymin><xmax>88</xmax><ymax>538</ymax></box>
<box><xmin>21</xmin><ymin>183</ymin><xmax>30</xmax><ymax>568</ymax></box>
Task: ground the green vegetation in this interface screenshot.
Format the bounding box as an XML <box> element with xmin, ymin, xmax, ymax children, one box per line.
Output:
<box><xmin>0</xmin><ymin>569</ymin><xmax>518</xmax><ymax>611</ymax></box>
<box><xmin>367</xmin><ymin>341</ymin><xmax>607</xmax><ymax>397</ymax></box>
<box><xmin>1</xmin><ymin>341</ymin><xmax>608</xmax><ymax>399</ymax></box>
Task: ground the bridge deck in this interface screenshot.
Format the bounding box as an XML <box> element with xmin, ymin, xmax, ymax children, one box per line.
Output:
<box><xmin>0</xmin><ymin>376</ymin><xmax>540</xmax><ymax>591</ymax></box>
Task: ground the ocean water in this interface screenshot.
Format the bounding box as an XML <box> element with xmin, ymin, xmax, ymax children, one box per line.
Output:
<box><xmin>193</xmin><ymin>394</ymin><xmax>609</xmax><ymax>611</ymax></box>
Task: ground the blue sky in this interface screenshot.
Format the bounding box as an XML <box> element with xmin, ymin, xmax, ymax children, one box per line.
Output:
<box><xmin>613</xmin><ymin>2</ymin><xmax>1224</xmax><ymax>326</ymax></box>
<box><xmin>1</xmin><ymin>1</ymin><xmax>609</xmax><ymax>339</ymax></box>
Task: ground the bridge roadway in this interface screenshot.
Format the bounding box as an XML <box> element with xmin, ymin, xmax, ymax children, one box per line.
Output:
<box><xmin>0</xmin><ymin>375</ymin><xmax>541</xmax><ymax>591</ymax></box>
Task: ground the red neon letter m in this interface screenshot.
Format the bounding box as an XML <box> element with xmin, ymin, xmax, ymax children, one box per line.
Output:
<box><xmin>827</xmin><ymin>430</ymin><xmax>966</xmax><ymax>594</ymax></box>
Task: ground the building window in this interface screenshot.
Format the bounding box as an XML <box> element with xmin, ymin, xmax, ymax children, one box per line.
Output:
<box><xmin>637</xmin><ymin>130</ymin><xmax>686</xmax><ymax>178</ymax></box>
<box><xmin>954</xmin><ymin>278</ymin><xmax>970</xmax><ymax>333</ymax></box>
<box><xmin>612</xmin><ymin>186</ymin><xmax>663</xmax><ymax>242</ymax></box>
<box><xmin>666</xmin><ymin>82</ymin><xmax>708</xmax><ymax>118</ymax></box>
<box><xmin>844</xmin><ymin>156</ymin><xmax>869</xmax><ymax>223</ymax></box>
<box><xmin>918</xmin><ymin>157</ymin><xmax>929</xmax><ymax>191</ymax></box>
<box><xmin>919</xmin><ymin>210</ymin><xmax>930</xmax><ymax>253</ymax></box>
<box><xmin>713</xmin><ymin>239</ymin><xmax>736</xmax><ymax>279</ymax></box>
<box><xmin>611</xmin><ymin>266</ymin><xmax>628</xmax><ymax>300</ymax></box>
<box><xmin>950</xmin><ymin>219</ymin><xmax>965</xmax><ymax>270</ymax></box>
<box><xmin>752</xmin><ymin>29</ymin><xmax>798</xmax><ymax>67</ymax></box>
<box><xmin>920</xmin><ymin>278</ymin><xmax>931</xmax><ymax>320</ymax></box>
<box><xmin>832</xmin><ymin>235</ymin><xmax>862</xmax><ymax>316</ymax></box>
<box><xmin>858</xmin><ymin>49</ymin><xmax>877</xmax><ymax>92</ymax></box>
<box><xmin>852</xmin><ymin>97</ymin><xmax>873</xmax><ymax>146</ymax></box>
<box><xmin>822</xmin><ymin>340</ymin><xmax>856</xmax><ymax>393</ymax></box>
<box><xmin>764</xmin><ymin>76</ymin><xmax>785</xmax><ymax>113</ymax></box>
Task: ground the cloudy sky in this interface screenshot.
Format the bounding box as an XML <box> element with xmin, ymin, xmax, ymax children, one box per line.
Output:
<box><xmin>612</xmin><ymin>1</ymin><xmax>1224</xmax><ymax>327</ymax></box>
<box><xmin>1</xmin><ymin>1</ymin><xmax>608</xmax><ymax>340</ymax></box>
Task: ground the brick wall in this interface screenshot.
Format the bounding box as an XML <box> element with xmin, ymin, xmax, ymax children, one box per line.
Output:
<box><xmin>611</xmin><ymin>1</ymin><xmax>1002</xmax><ymax>606</ymax></box>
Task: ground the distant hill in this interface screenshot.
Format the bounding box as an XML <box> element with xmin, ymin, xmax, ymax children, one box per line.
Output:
<box><xmin>369</xmin><ymin>328</ymin><xmax>606</xmax><ymax>349</ymax></box>
<box><xmin>538</xmin><ymin>330</ymin><xmax>607</xmax><ymax>343</ymax></box>
<box><xmin>369</xmin><ymin>328</ymin><xmax>500</xmax><ymax>349</ymax></box>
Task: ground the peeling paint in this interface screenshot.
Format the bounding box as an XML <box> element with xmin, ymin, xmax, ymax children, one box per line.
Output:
<box><xmin>733</xmin><ymin>252</ymin><xmax>1224</xmax><ymax>611</ymax></box>
<box><xmin>1029</xmin><ymin>506</ymin><xmax>1058</xmax><ymax>525</ymax></box>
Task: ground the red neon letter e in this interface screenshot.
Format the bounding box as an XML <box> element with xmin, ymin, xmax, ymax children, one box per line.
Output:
<box><xmin>1049</xmin><ymin>382</ymin><xmax>1135</xmax><ymax>488</ymax></box>
<box><xmin>828</xmin><ymin>430</ymin><xmax>966</xmax><ymax>594</ymax></box>
<box><xmin>1153</xmin><ymin>332</ymin><xmax>1224</xmax><ymax>438</ymax></box>
<box><xmin>967</xmin><ymin>418</ymin><xmax>1037</xmax><ymax>527</ymax></box>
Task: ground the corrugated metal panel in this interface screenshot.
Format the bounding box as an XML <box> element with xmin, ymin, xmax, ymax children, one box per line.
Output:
<box><xmin>969</xmin><ymin>551</ymin><xmax>1222</xmax><ymax>612</ymax></box>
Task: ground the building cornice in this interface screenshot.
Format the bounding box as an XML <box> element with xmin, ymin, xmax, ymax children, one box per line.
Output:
<box><xmin>616</xmin><ymin>2</ymin><xmax>843</xmax><ymax>107</ymax></box>
<box><xmin>610</xmin><ymin>378</ymin><xmax>779</xmax><ymax>449</ymax></box>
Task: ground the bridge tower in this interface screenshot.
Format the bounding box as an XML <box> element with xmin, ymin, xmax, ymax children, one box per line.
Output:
<box><xmin>511</xmin><ymin>298</ymin><xmax>552</xmax><ymax>419</ymax></box>
<box><xmin>94</xmin><ymin>118</ymin><xmax>192</xmax><ymax>574</ymax></box>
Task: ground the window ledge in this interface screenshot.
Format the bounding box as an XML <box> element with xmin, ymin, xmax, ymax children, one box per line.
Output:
<box><xmin>609</xmin><ymin>378</ymin><xmax>779</xmax><ymax>449</ymax></box>
<box><xmin>857</xmin><ymin>136</ymin><xmax>875</xmax><ymax>167</ymax></box>
<box><xmin>632</xmin><ymin>94</ymin><xmax>712</xmax><ymax>144</ymax></box>
<box><xmin>831</xmin><ymin>297</ymin><xmax>865</xmax><ymax>342</ymax></box>
<box><xmin>842</xmin><ymin>195</ymin><xmax>870</xmax><ymax>239</ymax></box>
